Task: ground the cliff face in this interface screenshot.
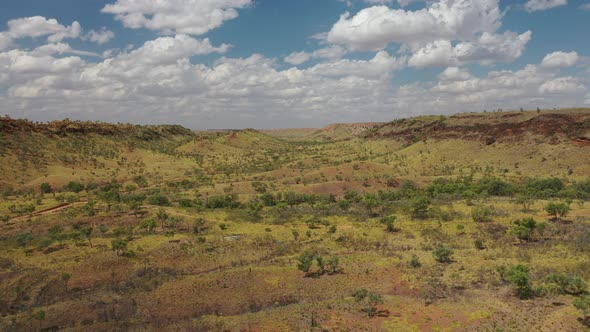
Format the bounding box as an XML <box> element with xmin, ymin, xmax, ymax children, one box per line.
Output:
<box><xmin>0</xmin><ymin>117</ymin><xmax>194</xmax><ymax>139</ymax></box>
<box><xmin>364</xmin><ymin>109</ymin><xmax>590</xmax><ymax>145</ymax></box>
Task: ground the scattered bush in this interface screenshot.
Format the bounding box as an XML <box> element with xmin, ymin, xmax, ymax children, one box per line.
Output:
<box><xmin>545</xmin><ymin>202</ymin><xmax>570</xmax><ymax>221</ymax></box>
<box><xmin>432</xmin><ymin>243</ymin><xmax>453</xmax><ymax>263</ymax></box>
<box><xmin>510</xmin><ymin>217</ymin><xmax>537</xmax><ymax>242</ymax></box>
<box><xmin>506</xmin><ymin>265</ymin><xmax>532</xmax><ymax>299</ymax></box>
<box><xmin>471</xmin><ymin>205</ymin><xmax>494</xmax><ymax>223</ymax></box>
<box><xmin>545</xmin><ymin>274</ymin><xmax>587</xmax><ymax>295</ymax></box>
<box><xmin>40</xmin><ymin>182</ymin><xmax>52</xmax><ymax>194</ymax></box>
<box><xmin>352</xmin><ymin>289</ymin><xmax>383</xmax><ymax>317</ymax></box>
<box><xmin>409</xmin><ymin>255</ymin><xmax>421</xmax><ymax>268</ymax></box>
<box><xmin>474</xmin><ymin>239</ymin><xmax>485</xmax><ymax>250</ymax></box>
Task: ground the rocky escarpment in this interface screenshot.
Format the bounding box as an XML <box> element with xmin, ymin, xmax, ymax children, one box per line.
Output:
<box><xmin>364</xmin><ymin>109</ymin><xmax>590</xmax><ymax>145</ymax></box>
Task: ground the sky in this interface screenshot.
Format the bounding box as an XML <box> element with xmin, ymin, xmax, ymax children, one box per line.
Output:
<box><xmin>0</xmin><ymin>0</ymin><xmax>589</xmax><ymax>129</ymax></box>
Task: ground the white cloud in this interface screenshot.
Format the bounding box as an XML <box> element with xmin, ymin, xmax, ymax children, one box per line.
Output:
<box><xmin>539</xmin><ymin>77</ymin><xmax>583</xmax><ymax>94</ymax></box>
<box><xmin>438</xmin><ymin>67</ymin><xmax>473</xmax><ymax>81</ymax></box>
<box><xmin>84</xmin><ymin>28</ymin><xmax>115</xmax><ymax>45</ymax></box>
<box><xmin>7</xmin><ymin>16</ymin><xmax>81</xmax><ymax>42</ymax></box>
<box><xmin>0</xmin><ymin>27</ymin><xmax>586</xmax><ymax>128</ymax></box>
<box><xmin>306</xmin><ymin>51</ymin><xmax>405</xmax><ymax>79</ymax></box>
<box><xmin>102</xmin><ymin>0</ymin><xmax>252</xmax><ymax>35</ymax></box>
<box><xmin>327</xmin><ymin>1</ymin><xmax>503</xmax><ymax>51</ymax></box>
<box><xmin>0</xmin><ymin>33</ymin><xmax>12</xmax><ymax>51</ymax></box>
<box><xmin>581</xmin><ymin>3</ymin><xmax>590</xmax><ymax>11</ymax></box>
<box><xmin>284</xmin><ymin>52</ymin><xmax>311</xmax><ymax>66</ymax></box>
<box><xmin>525</xmin><ymin>0</ymin><xmax>567</xmax><ymax>12</ymax></box>
<box><xmin>541</xmin><ymin>51</ymin><xmax>579</xmax><ymax>68</ymax></box>
<box><xmin>284</xmin><ymin>46</ymin><xmax>347</xmax><ymax>65</ymax></box>
<box><xmin>32</xmin><ymin>43</ymin><xmax>99</xmax><ymax>57</ymax></box>
<box><xmin>0</xmin><ymin>16</ymin><xmax>89</xmax><ymax>52</ymax></box>
<box><xmin>408</xmin><ymin>30</ymin><xmax>531</xmax><ymax>67</ymax></box>
<box><xmin>325</xmin><ymin>1</ymin><xmax>530</xmax><ymax>68</ymax></box>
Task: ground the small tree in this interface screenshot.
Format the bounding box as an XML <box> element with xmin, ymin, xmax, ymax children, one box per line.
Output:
<box><xmin>432</xmin><ymin>243</ymin><xmax>453</xmax><ymax>263</ymax></box>
<box><xmin>409</xmin><ymin>254</ymin><xmax>421</xmax><ymax>268</ymax></box>
<box><xmin>352</xmin><ymin>289</ymin><xmax>383</xmax><ymax>317</ymax></box>
<box><xmin>380</xmin><ymin>215</ymin><xmax>397</xmax><ymax>232</ymax></box>
<box><xmin>291</xmin><ymin>229</ymin><xmax>300</xmax><ymax>241</ymax></box>
<box><xmin>474</xmin><ymin>239</ymin><xmax>485</xmax><ymax>250</ymax></box>
<box><xmin>316</xmin><ymin>255</ymin><xmax>325</xmax><ymax>274</ymax></box>
<box><xmin>32</xmin><ymin>310</ymin><xmax>45</xmax><ymax>330</ymax></box>
<box><xmin>515</xmin><ymin>193</ymin><xmax>535</xmax><ymax>212</ymax></box>
<box><xmin>297</xmin><ymin>251</ymin><xmax>315</xmax><ymax>276</ymax></box>
<box><xmin>193</xmin><ymin>218</ymin><xmax>205</xmax><ymax>234</ymax></box>
<box><xmin>327</xmin><ymin>256</ymin><xmax>340</xmax><ymax>274</ymax></box>
<box><xmin>506</xmin><ymin>264</ymin><xmax>532</xmax><ymax>299</ymax></box>
<box><xmin>129</xmin><ymin>201</ymin><xmax>142</xmax><ymax>218</ymax></box>
<box><xmin>111</xmin><ymin>239</ymin><xmax>128</xmax><ymax>256</ymax></box>
<box><xmin>139</xmin><ymin>218</ymin><xmax>157</xmax><ymax>233</ymax></box>
<box><xmin>471</xmin><ymin>205</ymin><xmax>494</xmax><ymax>223</ymax></box>
<box><xmin>16</xmin><ymin>232</ymin><xmax>33</xmax><ymax>248</ymax></box>
<box><xmin>545</xmin><ymin>202</ymin><xmax>570</xmax><ymax>221</ymax></box>
<box><xmin>510</xmin><ymin>217</ymin><xmax>537</xmax><ymax>242</ymax></box>
<box><xmin>410</xmin><ymin>196</ymin><xmax>430</xmax><ymax>219</ymax></box>
<box><xmin>156</xmin><ymin>208</ymin><xmax>169</xmax><ymax>231</ymax></box>
<box><xmin>62</xmin><ymin>272</ymin><xmax>71</xmax><ymax>291</ymax></box>
<box><xmin>40</xmin><ymin>182</ymin><xmax>52</xmax><ymax>194</ymax></box>
<box><xmin>573</xmin><ymin>295</ymin><xmax>590</xmax><ymax>320</ymax></box>
<box><xmin>81</xmin><ymin>227</ymin><xmax>93</xmax><ymax>247</ymax></box>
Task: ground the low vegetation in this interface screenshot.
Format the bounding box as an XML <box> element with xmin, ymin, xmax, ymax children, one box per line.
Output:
<box><xmin>1</xmin><ymin>110</ymin><xmax>590</xmax><ymax>330</ymax></box>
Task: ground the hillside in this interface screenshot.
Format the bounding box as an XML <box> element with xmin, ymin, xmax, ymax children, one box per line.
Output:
<box><xmin>264</xmin><ymin>122</ymin><xmax>383</xmax><ymax>141</ymax></box>
<box><xmin>1</xmin><ymin>110</ymin><xmax>590</xmax><ymax>331</ymax></box>
<box><xmin>365</xmin><ymin>109</ymin><xmax>590</xmax><ymax>145</ymax></box>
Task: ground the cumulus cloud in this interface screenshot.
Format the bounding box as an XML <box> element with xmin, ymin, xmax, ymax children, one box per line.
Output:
<box><xmin>525</xmin><ymin>0</ymin><xmax>567</xmax><ymax>12</ymax></box>
<box><xmin>284</xmin><ymin>46</ymin><xmax>347</xmax><ymax>65</ymax></box>
<box><xmin>541</xmin><ymin>51</ymin><xmax>579</xmax><ymax>68</ymax></box>
<box><xmin>408</xmin><ymin>31</ymin><xmax>531</xmax><ymax>67</ymax></box>
<box><xmin>102</xmin><ymin>0</ymin><xmax>252</xmax><ymax>35</ymax></box>
<box><xmin>84</xmin><ymin>28</ymin><xmax>115</xmax><ymax>45</ymax></box>
<box><xmin>327</xmin><ymin>1</ymin><xmax>503</xmax><ymax>50</ymax></box>
<box><xmin>0</xmin><ymin>33</ymin><xmax>12</xmax><ymax>51</ymax></box>
<box><xmin>0</xmin><ymin>16</ymin><xmax>103</xmax><ymax>51</ymax></box>
<box><xmin>7</xmin><ymin>16</ymin><xmax>81</xmax><ymax>42</ymax></box>
<box><xmin>306</xmin><ymin>51</ymin><xmax>406</xmax><ymax>79</ymax></box>
<box><xmin>1</xmin><ymin>30</ymin><xmax>587</xmax><ymax>128</ymax></box>
<box><xmin>539</xmin><ymin>77</ymin><xmax>583</xmax><ymax>94</ymax></box>
<box><xmin>325</xmin><ymin>1</ymin><xmax>531</xmax><ymax>67</ymax></box>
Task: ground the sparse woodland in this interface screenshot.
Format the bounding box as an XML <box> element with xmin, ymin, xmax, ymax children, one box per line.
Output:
<box><xmin>1</xmin><ymin>109</ymin><xmax>590</xmax><ymax>331</ymax></box>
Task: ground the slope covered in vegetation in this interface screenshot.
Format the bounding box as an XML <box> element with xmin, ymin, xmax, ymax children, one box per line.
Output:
<box><xmin>1</xmin><ymin>110</ymin><xmax>590</xmax><ymax>331</ymax></box>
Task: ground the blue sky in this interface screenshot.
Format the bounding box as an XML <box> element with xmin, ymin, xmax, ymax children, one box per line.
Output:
<box><xmin>0</xmin><ymin>0</ymin><xmax>589</xmax><ymax>129</ymax></box>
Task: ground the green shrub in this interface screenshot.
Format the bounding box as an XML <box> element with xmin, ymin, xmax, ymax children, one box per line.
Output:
<box><xmin>409</xmin><ymin>255</ymin><xmax>421</xmax><ymax>268</ymax></box>
<box><xmin>474</xmin><ymin>239</ymin><xmax>485</xmax><ymax>250</ymax></box>
<box><xmin>40</xmin><ymin>182</ymin><xmax>52</xmax><ymax>193</ymax></box>
<box><xmin>147</xmin><ymin>193</ymin><xmax>170</xmax><ymax>206</ymax></box>
<box><xmin>380</xmin><ymin>215</ymin><xmax>397</xmax><ymax>232</ymax></box>
<box><xmin>471</xmin><ymin>205</ymin><xmax>494</xmax><ymax>223</ymax></box>
<box><xmin>432</xmin><ymin>243</ymin><xmax>453</xmax><ymax>263</ymax></box>
<box><xmin>296</xmin><ymin>251</ymin><xmax>315</xmax><ymax>275</ymax></box>
<box><xmin>510</xmin><ymin>217</ymin><xmax>537</xmax><ymax>242</ymax></box>
<box><xmin>410</xmin><ymin>196</ymin><xmax>431</xmax><ymax>219</ymax></box>
<box><xmin>574</xmin><ymin>294</ymin><xmax>590</xmax><ymax>316</ymax></box>
<box><xmin>506</xmin><ymin>265</ymin><xmax>532</xmax><ymax>299</ymax></box>
<box><xmin>545</xmin><ymin>274</ymin><xmax>587</xmax><ymax>295</ymax></box>
<box><xmin>64</xmin><ymin>181</ymin><xmax>84</xmax><ymax>193</ymax></box>
<box><xmin>545</xmin><ymin>202</ymin><xmax>570</xmax><ymax>220</ymax></box>
<box><xmin>352</xmin><ymin>289</ymin><xmax>383</xmax><ymax>317</ymax></box>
